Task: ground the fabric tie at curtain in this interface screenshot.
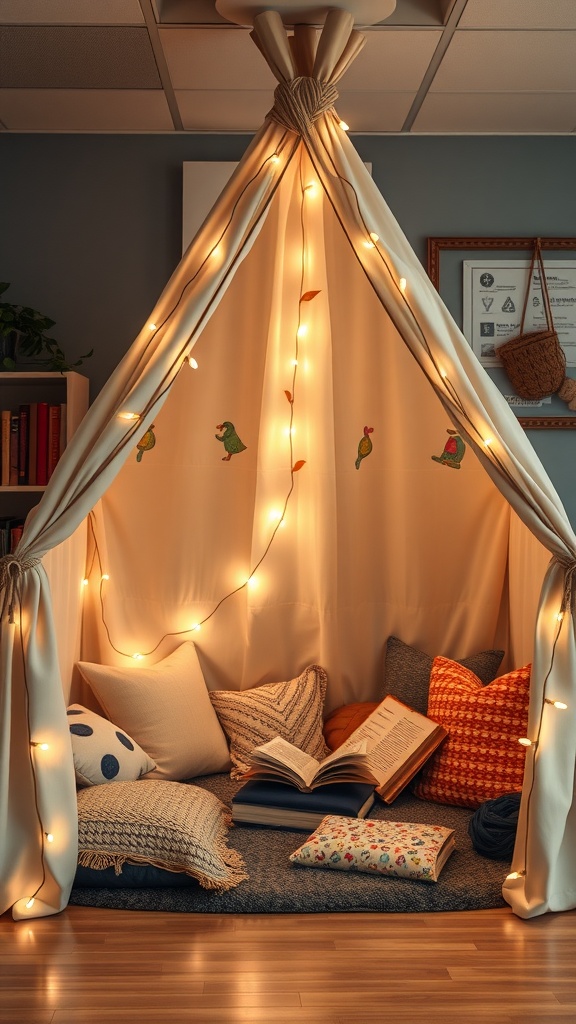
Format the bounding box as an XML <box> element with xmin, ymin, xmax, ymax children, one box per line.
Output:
<box><xmin>0</xmin><ymin>553</ymin><xmax>41</xmax><ymax>623</ymax></box>
<box><xmin>269</xmin><ymin>77</ymin><xmax>339</xmax><ymax>139</ymax></box>
<box><xmin>551</xmin><ymin>554</ymin><xmax>576</xmax><ymax>613</ymax></box>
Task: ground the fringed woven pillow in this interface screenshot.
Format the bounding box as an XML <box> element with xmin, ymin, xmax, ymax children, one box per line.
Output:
<box><xmin>77</xmin><ymin>780</ymin><xmax>248</xmax><ymax>891</ymax></box>
<box><xmin>210</xmin><ymin>665</ymin><xmax>329</xmax><ymax>779</ymax></box>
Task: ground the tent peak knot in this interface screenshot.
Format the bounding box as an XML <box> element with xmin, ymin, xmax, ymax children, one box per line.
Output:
<box><xmin>0</xmin><ymin>552</ymin><xmax>40</xmax><ymax>624</ymax></box>
<box><xmin>269</xmin><ymin>77</ymin><xmax>339</xmax><ymax>139</ymax></box>
<box><xmin>552</xmin><ymin>554</ymin><xmax>576</xmax><ymax>614</ymax></box>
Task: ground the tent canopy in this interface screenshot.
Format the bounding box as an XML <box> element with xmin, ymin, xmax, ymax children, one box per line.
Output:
<box><xmin>1</xmin><ymin>8</ymin><xmax>575</xmax><ymax>923</ymax></box>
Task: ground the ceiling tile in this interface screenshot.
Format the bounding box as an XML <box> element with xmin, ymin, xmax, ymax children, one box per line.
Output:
<box><xmin>0</xmin><ymin>26</ymin><xmax>162</xmax><ymax>89</ymax></box>
<box><xmin>160</xmin><ymin>27</ymin><xmax>276</xmax><ymax>89</ymax></box>
<box><xmin>0</xmin><ymin>89</ymin><xmax>174</xmax><ymax>131</ymax></box>
<box><xmin>340</xmin><ymin>29</ymin><xmax>441</xmax><ymax>91</ymax></box>
<box><xmin>431</xmin><ymin>30</ymin><xmax>576</xmax><ymax>93</ymax></box>
<box><xmin>458</xmin><ymin>0</ymin><xmax>576</xmax><ymax>30</ymax></box>
<box><xmin>0</xmin><ymin>0</ymin><xmax>145</xmax><ymax>23</ymax></box>
<box><xmin>175</xmin><ymin>89</ymin><xmax>272</xmax><ymax>130</ymax></box>
<box><xmin>337</xmin><ymin>91</ymin><xmax>416</xmax><ymax>131</ymax></box>
<box><xmin>412</xmin><ymin>92</ymin><xmax>576</xmax><ymax>133</ymax></box>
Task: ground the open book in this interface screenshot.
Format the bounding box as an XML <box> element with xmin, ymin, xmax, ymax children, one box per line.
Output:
<box><xmin>240</xmin><ymin>694</ymin><xmax>448</xmax><ymax>803</ymax></box>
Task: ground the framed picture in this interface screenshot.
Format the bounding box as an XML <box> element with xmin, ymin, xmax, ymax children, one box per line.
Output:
<box><xmin>427</xmin><ymin>237</ymin><xmax>576</xmax><ymax>430</ymax></box>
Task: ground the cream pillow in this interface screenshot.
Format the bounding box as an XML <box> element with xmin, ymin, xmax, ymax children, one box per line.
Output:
<box><xmin>210</xmin><ymin>664</ymin><xmax>329</xmax><ymax>779</ymax></box>
<box><xmin>77</xmin><ymin>642</ymin><xmax>230</xmax><ymax>781</ymax></box>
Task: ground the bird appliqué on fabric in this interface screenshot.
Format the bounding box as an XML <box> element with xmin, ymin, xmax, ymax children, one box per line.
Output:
<box><xmin>136</xmin><ymin>424</ymin><xmax>156</xmax><ymax>462</ymax></box>
<box><xmin>215</xmin><ymin>421</ymin><xmax>247</xmax><ymax>461</ymax></box>
<box><xmin>431</xmin><ymin>429</ymin><xmax>466</xmax><ymax>469</ymax></box>
<box><xmin>355</xmin><ymin>426</ymin><xmax>374</xmax><ymax>469</ymax></box>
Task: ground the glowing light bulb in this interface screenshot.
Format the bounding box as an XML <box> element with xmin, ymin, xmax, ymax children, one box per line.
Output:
<box><xmin>364</xmin><ymin>239</ymin><xmax>375</xmax><ymax>249</ymax></box>
<box><xmin>269</xmin><ymin>509</ymin><xmax>283</xmax><ymax>522</ymax></box>
<box><xmin>45</xmin><ymin>833</ymin><xmax>54</xmax><ymax>843</ymax></box>
<box><xmin>188</xmin><ymin>356</ymin><xmax>198</xmax><ymax>369</ymax></box>
<box><xmin>483</xmin><ymin>437</ymin><xmax>493</xmax><ymax>447</ymax></box>
<box><xmin>338</xmin><ymin>120</ymin><xmax>349</xmax><ymax>131</ymax></box>
<box><xmin>399</xmin><ymin>277</ymin><xmax>407</xmax><ymax>291</ymax></box>
<box><xmin>31</xmin><ymin>742</ymin><xmax>49</xmax><ymax>751</ymax></box>
<box><xmin>291</xmin><ymin>359</ymin><xmax>298</xmax><ymax>366</ymax></box>
<box><xmin>297</xmin><ymin>325</ymin><xmax>308</xmax><ymax>338</ymax></box>
<box><xmin>101</xmin><ymin>574</ymin><xmax>109</xmax><ymax>581</ymax></box>
<box><xmin>82</xmin><ymin>578</ymin><xmax>89</xmax><ymax>587</ymax></box>
<box><xmin>506</xmin><ymin>870</ymin><xmax>525</xmax><ymax>880</ymax></box>
<box><xmin>190</xmin><ymin>623</ymin><xmax>201</xmax><ymax>632</ymax></box>
<box><xmin>149</xmin><ymin>323</ymin><xmax>157</xmax><ymax>331</ymax></box>
<box><xmin>247</xmin><ymin>576</ymin><xmax>258</xmax><ymax>590</ymax></box>
<box><xmin>304</xmin><ymin>182</ymin><xmax>318</xmax><ymax>195</ymax></box>
<box><xmin>369</xmin><ymin>232</ymin><xmax>379</xmax><ymax>243</ymax></box>
<box><xmin>518</xmin><ymin>737</ymin><xmax>532</xmax><ymax>747</ymax></box>
<box><xmin>556</xmin><ymin>611</ymin><xmax>564</xmax><ymax>622</ymax></box>
<box><xmin>283</xmin><ymin>426</ymin><xmax>296</xmax><ymax>437</ymax></box>
<box><xmin>25</xmin><ymin>898</ymin><xmax>35</xmax><ymax>910</ymax></box>
<box><xmin>119</xmin><ymin>412</ymin><xmax>139</xmax><ymax>421</ymax></box>
<box><xmin>211</xmin><ymin>244</ymin><xmax>222</xmax><ymax>259</ymax></box>
<box><xmin>132</xmin><ymin>653</ymin><xmax>143</xmax><ymax>660</ymax></box>
<box><xmin>270</xmin><ymin>154</ymin><xmax>280</xmax><ymax>164</ymax></box>
<box><xmin>545</xmin><ymin>698</ymin><xmax>568</xmax><ymax>710</ymax></box>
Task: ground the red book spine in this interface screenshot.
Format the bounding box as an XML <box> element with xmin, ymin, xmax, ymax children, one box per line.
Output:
<box><xmin>47</xmin><ymin>405</ymin><xmax>61</xmax><ymax>480</ymax></box>
<box><xmin>36</xmin><ymin>402</ymin><xmax>49</xmax><ymax>486</ymax></box>
<box><xmin>18</xmin><ymin>404</ymin><xmax>29</xmax><ymax>485</ymax></box>
<box><xmin>9</xmin><ymin>412</ymin><xmax>19</xmax><ymax>486</ymax></box>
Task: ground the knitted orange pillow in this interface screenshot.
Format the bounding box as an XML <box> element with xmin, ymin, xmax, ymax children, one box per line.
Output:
<box><xmin>323</xmin><ymin>702</ymin><xmax>379</xmax><ymax>751</ymax></box>
<box><xmin>413</xmin><ymin>656</ymin><xmax>531</xmax><ymax>809</ymax></box>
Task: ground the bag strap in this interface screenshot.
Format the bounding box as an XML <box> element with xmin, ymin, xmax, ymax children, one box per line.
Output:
<box><xmin>519</xmin><ymin>238</ymin><xmax>554</xmax><ymax>333</ymax></box>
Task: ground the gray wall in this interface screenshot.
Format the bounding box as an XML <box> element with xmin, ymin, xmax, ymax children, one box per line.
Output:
<box><xmin>1</xmin><ymin>133</ymin><xmax>575</xmax><ymax>523</ymax></box>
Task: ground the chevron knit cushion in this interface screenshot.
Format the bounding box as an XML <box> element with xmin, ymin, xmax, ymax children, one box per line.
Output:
<box><xmin>413</xmin><ymin>656</ymin><xmax>531</xmax><ymax>809</ymax></box>
<box><xmin>77</xmin><ymin>780</ymin><xmax>248</xmax><ymax>891</ymax></box>
<box><xmin>210</xmin><ymin>665</ymin><xmax>330</xmax><ymax>779</ymax></box>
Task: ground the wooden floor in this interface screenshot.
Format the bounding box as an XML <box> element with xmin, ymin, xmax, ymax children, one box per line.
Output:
<box><xmin>1</xmin><ymin>905</ymin><xmax>575</xmax><ymax>1023</ymax></box>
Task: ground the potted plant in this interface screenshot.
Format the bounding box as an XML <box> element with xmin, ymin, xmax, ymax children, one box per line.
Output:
<box><xmin>0</xmin><ymin>282</ymin><xmax>92</xmax><ymax>372</ymax></box>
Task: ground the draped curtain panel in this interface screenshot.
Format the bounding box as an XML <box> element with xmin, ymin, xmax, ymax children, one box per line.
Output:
<box><xmin>1</xmin><ymin>8</ymin><xmax>575</xmax><ymax>921</ymax></box>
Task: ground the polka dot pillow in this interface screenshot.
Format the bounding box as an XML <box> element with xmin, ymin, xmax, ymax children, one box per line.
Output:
<box><xmin>67</xmin><ymin>704</ymin><xmax>156</xmax><ymax>787</ymax></box>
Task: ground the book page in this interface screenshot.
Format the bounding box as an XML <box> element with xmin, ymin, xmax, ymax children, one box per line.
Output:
<box><xmin>249</xmin><ymin>736</ymin><xmax>321</xmax><ymax>787</ymax></box>
<box><xmin>338</xmin><ymin>697</ymin><xmax>435</xmax><ymax>787</ymax></box>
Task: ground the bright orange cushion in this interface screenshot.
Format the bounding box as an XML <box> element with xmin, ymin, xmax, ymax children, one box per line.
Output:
<box><xmin>323</xmin><ymin>702</ymin><xmax>379</xmax><ymax>751</ymax></box>
<box><xmin>413</xmin><ymin>656</ymin><xmax>531</xmax><ymax>809</ymax></box>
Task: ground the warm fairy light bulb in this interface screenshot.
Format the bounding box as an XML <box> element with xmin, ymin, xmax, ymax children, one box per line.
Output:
<box><xmin>247</xmin><ymin>576</ymin><xmax>258</xmax><ymax>590</ymax></box>
<box><xmin>297</xmin><ymin>325</ymin><xmax>308</xmax><ymax>338</ymax></box>
<box><xmin>506</xmin><ymin>870</ymin><xmax>525</xmax><ymax>880</ymax></box>
<box><xmin>190</xmin><ymin>623</ymin><xmax>201</xmax><ymax>632</ymax></box>
<box><xmin>338</xmin><ymin>120</ymin><xmax>349</xmax><ymax>131</ymax></box>
<box><xmin>31</xmin><ymin>742</ymin><xmax>49</xmax><ymax>751</ymax></box>
<box><xmin>483</xmin><ymin>437</ymin><xmax>494</xmax><ymax>447</ymax></box>
<box><xmin>119</xmin><ymin>412</ymin><xmax>139</xmax><ymax>421</ymax></box>
<box><xmin>556</xmin><ymin>611</ymin><xmax>564</xmax><ymax>621</ymax></box>
<box><xmin>149</xmin><ymin>323</ymin><xmax>157</xmax><ymax>331</ymax></box>
<box><xmin>364</xmin><ymin>239</ymin><xmax>375</xmax><ymax>249</ymax></box>
<box><xmin>188</xmin><ymin>356</ymin><xmax>198</xmax><ymax>369</ymax></box>
<box><xmin>45</xmin><ymin>833</ymin><xmax>54</xmax><ymax>843</ymax></box>
<box><xmin>399</xmin><ymin>277</ymin><xmax>407</xmax><ymax>291</ymax></box>
<box><xmin>211</xmin><ymin>244</ymin><xmax>222</xmax><ymax>258</ymax></box>
<box><xmin>304</xmin><ymin>182</ymin><xmax>318</xmax><ymax>195</ymax></box>
<box><xmin>518</xmin><ymin>737</ymin><xmax>532</xmax><ymax>747</ymax></box>
<box><xmin>269</xmin><ymin>509</ymin><xmax>283</xmax><ymax>522</ymax></box>
<box><xmin>545</xmin><ymin>698</ymin><xmax>568</xmax><ymax>710</ymax></box>
<box><xmin>291</xmin><ymin>359</ymin><xmax>298</xmax><ymax>366</ymax></box>
<box><xmin>101</xmin><ymin>574</ymin><xmax>109</xmax><ymax>581</ymax></box>
<box><xmin>283</xmin><ymin>426</ymin><xmax>296</xmax><ymax>437</ymax></box>
<box><xmin>270</xmin><ymin>154</ymin><xmax>280</xmax><ymax>164</ymax></box>
<box><xmin>82</xmin><ymin>578</ymin><xmax>89</xmax><ymax>587</ymax></box>
<box><xmin>369</xmin><ymin>232</ymin><xmax>379</xmax><ymax>243</ymax></box>
<box><xmin>132</xmin><ymin>653</ymin><xmax>144</xmax><ymax>660</ymax></box>
<box><xmin>25</xmin><ymin>898</ymin><xmax>35</xmax><ymax>910</ymax></box>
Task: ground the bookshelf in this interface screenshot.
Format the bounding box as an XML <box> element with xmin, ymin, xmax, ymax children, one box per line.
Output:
<box><xmin>0</xmin><ymin>371</ymin><xmax>89</xmax><ymax>545</ymax></box>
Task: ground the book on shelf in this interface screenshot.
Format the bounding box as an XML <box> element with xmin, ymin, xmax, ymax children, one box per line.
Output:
<box><xmin>47</xmin><ymin>404</ymin><xmax>61</xmax><ymax>480</ymax></box>
<box><xmin>1</xmin><ymin>409</ymin><xmax>11</xmax><ymax>487</ymax></box>
<box><xmin>231</xmin><ymin>780</ymin><xmax>376</xmax><ymax>831</ymax></box>
<box><xmin>18</xmin><ymin>404</ymin><xmax>30</xmax><ymax>485</ymax></box>
<box><xmin>36</xmin><ymin>401</ymin><xmax>49</xmax><ymax>486</ymax></box>
<box><xmin>0</xmin><ymin>517</ymin><xmax>25</xmax><ymax>555</ymax></box>
<box><xmin>240</xmin><ymin>695</ymin><xmax>448</xmax><ymax>804</ymax></box>
<box><xmin>9</xmin><ymin>412</ymin><xmax>19</xmax><ymax>486</ymax></box>
<box><xmin>28</xmin><ymin>403</ymin><xmax>38</xmax><ymax>486</ymax></box>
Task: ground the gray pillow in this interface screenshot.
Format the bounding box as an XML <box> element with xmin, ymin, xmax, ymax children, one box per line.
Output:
<box><xmin>382</xmin><ymin>636</ymin><xmax>505</xmax><ymax>716</ymax></box>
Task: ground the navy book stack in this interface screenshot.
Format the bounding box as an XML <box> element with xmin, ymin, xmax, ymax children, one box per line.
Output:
<box><xmin>231</xmin><ymin>779</ymin><xmax>376</xmax><ymax>831</ymax></box>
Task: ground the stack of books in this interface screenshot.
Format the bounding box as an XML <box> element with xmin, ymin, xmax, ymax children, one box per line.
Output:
<box><xmin>232</xmin><ymin>780</ymin><xmax>376</xmax><ymax>830</ymax></box>
<box><xmin>1</xmin><ymin>401</ymin><xmax>67</xmax><ymax>488</ymax></box>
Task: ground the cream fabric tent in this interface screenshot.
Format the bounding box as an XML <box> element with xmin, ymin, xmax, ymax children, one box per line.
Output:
<box><xmin>1</xmin><ymin>8</ymin><xmax>575</xmax><ymax>922</ymax></box>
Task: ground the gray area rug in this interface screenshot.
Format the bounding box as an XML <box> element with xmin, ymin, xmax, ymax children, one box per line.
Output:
<box><xmin>69</xmin><ymin>773</ymin><xmax>510</xmax><ymax>913</ymax></box>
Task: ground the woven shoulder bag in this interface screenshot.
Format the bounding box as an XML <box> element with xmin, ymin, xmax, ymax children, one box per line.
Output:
<box><xmin>496</xmin><ymin>239</ymin><xmax>575</xmax><ymax>405</ymax></box>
